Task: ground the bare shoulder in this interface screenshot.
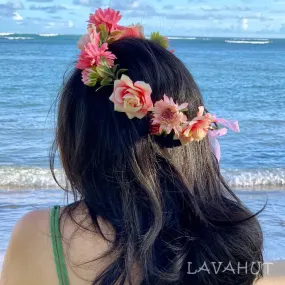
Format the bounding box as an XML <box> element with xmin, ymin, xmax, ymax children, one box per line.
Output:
<box><xmin>0</xmin><ymin>205</ymin><xmax>116</xmax><ymax>285</ymax></box>
<box><xmin>4</xmin><ymin>208</ymin><xmax>51</xmax><ymax>255</ymax></box>
<box><xmin>255</xmin><ymin>277</ymin><xmax>285</xmax><ymax>285</ymax></box>
<box><xmin>0</xmin><ymin>208</ymin><xmax>53</xmax><ymax>285</ymax></box>
<box><xmin>12</xmin><ymin>208</ymin><xmax>50</xmax><ymax>237</ymax></box>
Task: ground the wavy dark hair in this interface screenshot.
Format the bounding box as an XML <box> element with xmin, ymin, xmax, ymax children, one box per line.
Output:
<box><xmin>50</xmin><ymin>38</ymin><xmax>264</xmax><ymax>285</ymax></box>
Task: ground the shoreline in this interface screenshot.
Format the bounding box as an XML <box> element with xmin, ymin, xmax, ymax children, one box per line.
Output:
<box><xmin>264</xmin><ymin>260</ymin><xmax>285</xmax><ymax>277</ymax></box>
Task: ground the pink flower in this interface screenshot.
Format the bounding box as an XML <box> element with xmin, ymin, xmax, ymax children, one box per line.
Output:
<box><xmin>89</xmin><ymin>8</ymin><xmax>122</xmax><ymax>33</ymax></box>
<box><xmin>77</xmin><ymin>34</ymin><xmax>90</xmax><ymax>50</ymax></box>
<box><xmin>179</xmin><ymin>106</ymin><xmax>214</xmax><ymax>144</ymax></box>
<box><xmin>76</xmin><ymin>41</ymin><xmax>116</xmax><ymax>70</ymax></box>
<box><xmin>81</xmin><ymin>67</ymin><xmax>98</xmax><ymax>87</ymax></box>
<box><xmin>109</xmin><ymin>74</ymin><xmax>153</xmax><ymax>119</ymax></box>
<box><xmin>212</xmin><ymin>116</ymin><xmax>240</xmax><ymax>133</ymax></box>
<box><xmin>152</xmin><ymin>95</ymin><xmax>188</xmax><ymax>136</ymax></box>
<box><xmin>115</xmin><ymin>24</ymin><xmax>145</xmax><ymax>40</ymax></box>
<box><xmin>77</xmin><ymin>27</ymin><xmax>101</xmax><ymax>50</ymax></box>
<box><xmin>208</xmin><ymin>117</ymin><xmax>240</xmax><ymax>162</ymax></box>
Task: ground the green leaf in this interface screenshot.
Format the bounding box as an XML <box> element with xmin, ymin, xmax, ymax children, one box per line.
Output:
<box><xmin>84</xmin><ymin>67</ymin><xmax>99</xmax><ymax>87</ymax></box>
<box><xmin>100</xmin><ymin>57</ymin><xmax>109</xmax><ymax>67</ymax></box>
<box><xmin>97</xmin><ymin>23</ymin><xmax>108</xmax><ymax>44</ymax></box>
<box><xmin>116</xmin><ymin>68</ymin><xmax>128</xmax><ymax>79</ymax></box>
<box><xmin>100</xmin><ymin>77</ymin><xmax>113</xmax><ymax>86</ymax></box>
<box><xmin>96</xmin><ymin>83</ymin><xmax>113</xmax><ymax>92</ymax></box>
<box><xmin>150</xmin><ymin>32</ymin><xmax>169</xmax><ymax>49</ymax></box>
<box><xmin>96</xmin><ymin>65</ymin><xmax>114</xmax><ymax>79</ymax></box>
<box><xmin>107</xmin><ymin>30</ymin><xmax>123</xmax><ymax>43</ymax></box>
<box><xmin>95</xmin><ymin>85</ymin><xmax>105</xmax><ymax>92</ymax></box>
<box><xmin>87</xmin><ymin>79</ymin><xmax>97</xmax><ymax>87</ymax></box>
<box><xmin>112</xmin><ymin>64</ymin><xmax>119</xmax><ymax>73</ymax></box>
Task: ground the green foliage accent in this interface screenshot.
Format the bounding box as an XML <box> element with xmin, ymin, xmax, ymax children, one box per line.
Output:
<box><xmin>87</xmin><ymin>77</ymin><xmax>98</xmax><ymax>87</ymax></box>
<box><xmin>95</xmin><ymin>83</ymin><xmax>113</xmax><ymax>92</ymax></box>
<box><xmin>108</xmin><ymin>30</ymin><xmax>123</xmax><ymax>43</ymax></box>
<box><xmin>111</xmin><ymin>64</ymin><xmax>119</xmax><ymax>74</ymax></box>
<box><xmin>96</xmin><ymin>65</ymin><xmax>115</xmax><ymax>79</ymax></box>
<box><xmin>100</xmin><ymin>77</ymin><xmax>113</xmax><ymax>86</ymax></box>
<box><xmin>100</xmin><ymin>57</ymin><xmax>109</xmax><ymax>67</ymax></box>
<box><xmin>116</xmin><ymin>68</ymin><xmax>128</xmax><ymax>79</ymax></box>
<box><xmin>150</xmin><ymin>32</ymin><xmax>169</xmax><ymax>49</ymax></box>
<box><xmin>86</xmin><ymin>67</ymin><xmax>99</xmax><ymax>87</ymax></box>
<box><xmin>97</xmin><ymin>24</ymin><xmax>108</xmax><ymax>44</ymax></box>
<box><xmin>89</xmin><ymin>58</ymin><xmax>128</xmax><ymax>90</ymax></box>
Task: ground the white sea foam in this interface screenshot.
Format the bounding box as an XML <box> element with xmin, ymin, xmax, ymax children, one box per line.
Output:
<box><xmin>222</xmin><ymin>168</ymin><xmax>285</xmax><ymax>188</ymax></box>
<box><xmin>0</xmin><ymin>167</ymin><xmax>284</xmax><ymax>190</ymax></box>
<box><xmin>0</xmin><ymin>167</ymin><xmax>64</xmax><ymax>190</ymax></box>
<box><xmin>167</xmin><ymin>36</ymin><xmax>196</xmax><ymax>40</ymax></box>
<box><xmin>233</xmin><ymin>38</ymin><xmax>269</xmax><ymax>41</ymax></box>
<box><xmin>4</xmin><ymin>36</ymin><xmax>34</xmax><ymax>40</ymax></box>
<box><xmin>39</xmin><ymin>33</ymin><xmax>58</xmax><ymax>37</ymax></box>
<box><xmin>0</xmin><ymin>32</ymin><xmax>14</xmax><ymax>36</ymax></box>
<box><xmin>225</xmin><ymin>40</ymin><xmax>271</xmax><ymax>45</ymax></box>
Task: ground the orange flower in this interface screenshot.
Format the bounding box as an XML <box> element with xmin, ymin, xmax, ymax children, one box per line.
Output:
<box><xmin>179</xmin><ymin>107</ymin><xmax>213</xmax><ymax>144</ymax></box>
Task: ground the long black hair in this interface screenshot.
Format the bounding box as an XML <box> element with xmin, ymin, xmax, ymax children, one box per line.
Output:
<box><xmin>50</xmin><ymin>38</ymin><xmax>263</xmax><ymax>285</ymax></box>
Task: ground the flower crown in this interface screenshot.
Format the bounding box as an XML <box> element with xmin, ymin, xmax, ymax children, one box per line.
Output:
<box><xmin>76</xmin><ymin>8</ymin><xmax>240</xmax><ymax>161</ymax></box>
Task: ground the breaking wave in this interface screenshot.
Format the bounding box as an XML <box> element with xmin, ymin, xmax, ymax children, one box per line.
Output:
<box><xmin>0</xmin><ymin>166</ymin><xmax>284</xmax><ymax>190</ymax></box>
<box><xmin>225</xmin><ymin>40</ymin><xmax>271</xmax><ymax>45</ymax></box>
<box><xmin>3</xmin><ymin>36</ymin><xmax>34</xmax><ymax>40</ymax></box>
<box><xmin>39</xmin><ymin>33</ymin><xmax>59</xmax><ymax>37</ymax></box>
<box><xmin>167</xmin><ymin>36</ymin><xmax>196</xmax><ymax>40</ymax></box>
<box><xmin>222</xmin><ymin>168</ymin><xmax>285</xmax><ymax>188</ymax></box>
<box><xmin>0</xmin><ymin>32</ymin><xmax>14</xmax><ymax>36</ymax></box>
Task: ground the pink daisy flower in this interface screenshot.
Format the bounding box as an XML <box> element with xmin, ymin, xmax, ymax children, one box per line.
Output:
<box><xmin>76</xmin><ymin>41</ymin><xmax>116</xmax><ymax>70</ymax></box>
<box><xmin>88</xmin><ymin>8</ymin><xmax>122</xmax><ymax>33</ymax></box>
<box><xmin>152</xmin><ymin>95</ymin><xmax>188</xmax><ymax>136</ymax></box>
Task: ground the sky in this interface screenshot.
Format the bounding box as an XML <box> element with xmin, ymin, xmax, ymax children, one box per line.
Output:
<box><xmin>0</xmin><ymin>0</ymin><xmax>285</xmax><ymax>37</ymax></box>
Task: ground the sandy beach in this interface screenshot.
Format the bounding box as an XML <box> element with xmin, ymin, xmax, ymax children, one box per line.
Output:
<box><xmin>264</xmin><ymin>260</ymin><xmax>285</xmax><ymax>277</ymax></box>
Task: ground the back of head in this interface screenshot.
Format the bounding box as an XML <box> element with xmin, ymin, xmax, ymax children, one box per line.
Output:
<box><xmin>51</xmin><ymin>19</ymin><xmax>263</xmax><ymax>285</ymax></box>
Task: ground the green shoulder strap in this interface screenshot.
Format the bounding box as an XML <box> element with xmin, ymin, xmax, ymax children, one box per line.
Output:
<box><xmin>50</xmin><ymin>206</ymin><xmax>70</xmax><ymax>285</ymax></box>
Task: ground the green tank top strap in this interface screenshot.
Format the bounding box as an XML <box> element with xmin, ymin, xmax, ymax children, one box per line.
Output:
<box><xmin>50</xmin><ymin>206</ymin><xmax>70</xmax><ymax>285</ymax></box>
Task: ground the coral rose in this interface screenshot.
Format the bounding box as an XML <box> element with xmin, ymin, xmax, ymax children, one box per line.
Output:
<box><xmin>109</xmin><ymin>75</ymin><xmax>153</xmax><ymax>119</ymax></box>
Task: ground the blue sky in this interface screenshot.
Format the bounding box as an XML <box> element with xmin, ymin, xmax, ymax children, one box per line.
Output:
<box><xmin>1</xmin><ymin>0</ymin><xmax>285</xmax><ymax>37</ymax></box>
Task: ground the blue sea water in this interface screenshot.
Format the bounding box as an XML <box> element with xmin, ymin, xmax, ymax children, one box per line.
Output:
<box><xmin>0</xmin><ymin>34</ymin><xmax>284</xmax><ymax>267</ymax></box>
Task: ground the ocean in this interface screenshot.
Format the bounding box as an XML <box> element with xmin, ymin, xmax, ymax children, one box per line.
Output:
<box><xmin>0</xmin><ymin>34</ymin><xmax>284</xmax><ymax>268</ymax></box>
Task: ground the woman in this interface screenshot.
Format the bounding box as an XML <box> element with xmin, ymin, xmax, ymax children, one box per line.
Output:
<box><xmin>1</xmin><ymin>8</ymin><xmax>280</xmax><ymax>285</ymax></box>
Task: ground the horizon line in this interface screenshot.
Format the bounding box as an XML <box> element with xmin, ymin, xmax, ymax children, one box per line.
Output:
<box><xmin>1</xmin><ymin>33</ymin><xmax>285</xmax><ymax>40</ymax></box>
